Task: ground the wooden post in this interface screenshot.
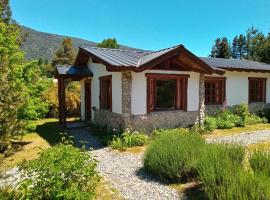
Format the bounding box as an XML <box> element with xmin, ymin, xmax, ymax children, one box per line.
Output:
<box><xmin>58</xmin><ymin>77</ymin><xmax>63</xmax><ymax>125</ymax></box>
<box><xmin>62</xmin><ymin>79</ymin><xmax>67</xmax><ymax>129</ymax></box>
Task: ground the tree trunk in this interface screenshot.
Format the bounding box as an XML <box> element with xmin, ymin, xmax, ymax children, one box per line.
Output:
<box><xmin>196</xmin><ymin>73</ymin><xmax>205</xmax><ymax>126</ymax></box>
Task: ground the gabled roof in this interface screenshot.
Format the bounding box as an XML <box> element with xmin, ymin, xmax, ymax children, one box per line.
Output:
<box><xmin>201</xmin><ymin>57</ymin><xmax>270</xmax><ymax>73</ymax></box>
<box><xmin>75</xmin><ymin>45</ymin><xmax>225</xmax><ymax>75</ymax></box>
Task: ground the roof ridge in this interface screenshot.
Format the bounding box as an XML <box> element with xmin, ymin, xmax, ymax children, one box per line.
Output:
<box><xmin>201</xmin><ymin>57</ymin><xmax>270</xmax><ymax>66</ymax></box>
<box><xmin>80</xmin><ymin>46</ymin><xmax>150</xmax><ymax>54</ymax></box>
<box><xmin>142</xmin><ymin>44</ymin><xmax>183</xmax><ymax>57</ymax></box>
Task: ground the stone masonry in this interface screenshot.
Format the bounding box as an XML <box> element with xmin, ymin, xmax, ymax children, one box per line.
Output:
<box><xmin>121</xmin><ymin>71</ymin><xmax>132</xmax><ymax>128</ymax></box>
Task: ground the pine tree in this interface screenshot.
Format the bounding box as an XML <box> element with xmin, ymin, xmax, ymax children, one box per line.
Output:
<box><xmin>97</xmin><ymin>38</ymin><xmax>119</xmax><ymax>49</ymax></box>
<box><xmin>231</xmin><ymin>36</ymin><xmax>238</xmax><ymax>58</ymax></box>
<box><xmin>51</xmin><ymin>38</ymin><xmax>76</xmax><ymax>67</ymax></box>
<box><xmin>210</xmin><ymin>37</ymin><xmax>230</xmax><ymax>58</ymax></box>
<box><xmin>237</xmin><ymin>34</ymin><xmax>247</xmax><ymax>59</ymax></box>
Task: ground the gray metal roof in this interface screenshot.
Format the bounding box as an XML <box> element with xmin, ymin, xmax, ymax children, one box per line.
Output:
<box><xmin>201</xmin><ymin>57</ymin><xmax>270</xmax><ymax>72</ymax></box>
<box><xmin>80</xmin><ymin>46</ymin><xmax>270</xmax><ymax>73</ymax></box>
<box><xmin>56</xmin><ymin>66</ymin><xmax>93</xmax><ymax>76</ymax></box>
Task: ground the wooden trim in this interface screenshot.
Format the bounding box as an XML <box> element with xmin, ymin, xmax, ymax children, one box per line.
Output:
<box><xmin>145</xmin><ymin>73</ymin><xmax>190</xmax><ymax>79</ymax></box>
<box><xmin>205</xmin><ymin>76</ymin><xmax>226</xmax><ymax>105</ymax></box>
<box><xmin>99</xmin><ymin>75</ymin><xmax>112</xmax><ymax>111</ymax></box>
<box><xmin>221</xmin><ymin>67</ymin><xmax>270</xmax><ymax>73</ymax></box>
<box><xmin>248</xmin><ymin>77</ymin><xmax>267</xmax><ymax>103</ymax></box>
<box><xmin>146</xmin><ymin>73</ymin><xmax>189</xmax><ymax>113</ymax></box>
<box><xmin>84</xmin><ymin>79</ymin><xmax>92</xmax><ymax>121</ymax></box>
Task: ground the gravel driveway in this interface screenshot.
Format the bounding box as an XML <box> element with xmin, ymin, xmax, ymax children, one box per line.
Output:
<box><xmin>70</xmin><ymin>127</ymin><xmax>181</xmax><ymax>200</ymax></box>
<box><xmin>206</xmin><ymin>130</ymin><xmax>270</xmax><ymax>146</ymax></box>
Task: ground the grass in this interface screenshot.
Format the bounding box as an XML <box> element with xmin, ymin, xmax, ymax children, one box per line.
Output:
<box><xmin>96</xmin><ymin>179</ymin><xmax>123</xmax><ymax>200</ymax></box>
<box><xmin>204</xmin><ymin>123</ymin><xmax>270</xmax><ymax>138</ymax></box>
<box><xmin>0</xmin><ymin>118</ymin><xmax>62</xmax><ymax>172</ymax></box>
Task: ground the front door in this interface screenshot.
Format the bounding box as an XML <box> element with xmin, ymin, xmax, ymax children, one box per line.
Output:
<box><xmin>84</xmin><ymin>80</ymin><xmax>91</xmax><ymax>122</ymax></box>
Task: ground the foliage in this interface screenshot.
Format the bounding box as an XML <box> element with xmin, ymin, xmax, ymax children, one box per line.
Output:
<box><xmin>211</xmin><ymin>26</ymin><xmax>270</xmax><ymax>64</ymax></box>
<box><xmin>210</xmin><ymin>37</ymin><xmax>231</xmax><ymax>58</ymax></box>
<box><xmin>109</xmin><ymin>128</ymin><xmax>148</xmax><ymax>151</ymax></box>
<box><xmin>15</xmin><ymin>144</ymin><xmax>100</xmax><ymax>200</ymax></box>
<box><xmin>0</xmin><ymin>15</ymin><xmax>26</xmax><ymax>148</ymax></box>
<box><xmin>0</xmin><ymin>0</ymin><xmax>12</xmax><ymax>24</ymax></box>
<box><xmin>197</xmin><ymin>144</ymin><xmax>270</xmax><ymax>200</ymax></box>
<box><xmin>51</xmin><ymin>37</ymin><xmax>76</xmax><ymax>66</ymax></box>
<box><xmin>97</xmin><ymin>38</ymin><xmax>119</xmax><ymax>49</ymax></box>
<box><xmin>204</xmin><ymin>116</ymin><xmax>218</xmax><ymax>132</ymax></box>
<box><xmin>43</xmin><ymin>81</ymin><xmax>81</xmax><ymax>117</ymax></box>
<box><xmin>143</xmin><ymin>130</ymin><xmax>204</xmax><ymax>182</ymax></box>
<box><xmin>258</xmin><ymin>107</ymin><xmax>270</xmax><ymax>122</ymax></box>
<box><xmin>245</xmin><ymin>113</ymin><xmax>266</xmax><ymax>125</ymax></box>
<box><xmin>215</xmin><ymin>111</ymin><xmax>241</xmax><ymax>129</ymax></box>
<box><xmin>250</xmin><ymin>150</ymin><xmax>270</xmax><ymax>176</ymax></box>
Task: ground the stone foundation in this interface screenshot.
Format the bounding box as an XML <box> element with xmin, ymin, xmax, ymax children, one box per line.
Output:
<box><xmin>93</xmin><ymin>109</ymin><xmax>197</xmax><ymax>134</ymax></box>
<box><xmin>93</xmin><ymin>109</ymin><xmax>124</xmax><ymax>131</ymax></box>
<box><xmin>130</xmin><ymin>111</ymin><xmax>197</xmax><ymax>134</ymax></box>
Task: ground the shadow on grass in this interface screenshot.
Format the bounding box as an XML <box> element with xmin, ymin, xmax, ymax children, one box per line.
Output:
<box><xmin>35</xmin><ymin>121</ymin><xmax>62</xmax><ymax>146</ymax></box>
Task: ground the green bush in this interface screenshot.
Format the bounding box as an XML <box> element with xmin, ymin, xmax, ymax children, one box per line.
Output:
<box><xmin>216</xmin><ymin>111</ymin><xmax>240</xmax><ymax>129</ymax></box>
<box><xmin>143</xmin><ymin>130</ymin><xmax>205</xmax><ymax>182</ymax></box>
<box><xmin>197</xmin><ymin>144</ymin><xmax>270</xmax><ymax>200</ymax></box>
<box><xmin>258</xmin><ymin>107</ymin><xmax>270</xmax><ymax>122</ymax></box>
<box><xmin>204</xmin><ymin>116</ymin><xmax>218</xmax><ymax>132</ymax></box>
<box><xmin>250</xmin><ymin>150</ymin><xmax>270</xmax><ymax>176</ymax></box>
<box><xmin>231</xmin><ymin>103</ymin><xmax>248</xmax><ymax>119</ymax></box>
<box><xmin>25</xmin><ymin>121</ymin><xmax>37</xmax><ymax>132</ymax></box>
<box><xmin>246</xmin><ymin>114</ymin><xmax>266</xmax><ymax>125</ymax></box>
<box><xmin>109</xmin><ymin>128</ymin><xmax>148</xmax><ymax>151</ymax></box>
<box><xmin>15</xmin><ymin>144</ymin><xmax>100</xmax><ymax>200</ymax></box>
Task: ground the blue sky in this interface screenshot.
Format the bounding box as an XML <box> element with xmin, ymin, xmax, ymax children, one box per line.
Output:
<box><xmin>10</xmin><ymin>0</ymin><xmax>270</xmax><ymax>56</ymax></box>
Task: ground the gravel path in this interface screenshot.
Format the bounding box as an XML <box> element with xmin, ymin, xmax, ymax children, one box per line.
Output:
<box><xmin>206</xmin><ymin>130</ymin><xmax>270</xmax><ymax>146</ymax></box>
<box><xmin>70</xmin><ymin>127</ymin><xmax>181</xmax><ymax>200</ymax></box>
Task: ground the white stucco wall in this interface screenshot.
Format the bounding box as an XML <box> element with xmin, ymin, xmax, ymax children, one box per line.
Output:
<box><xmin>88</xmin><ymin>59</ymin><xmax>122</xmax><ymax>114</ymax></box>
<box><xmin>206</xmin><ymin>71</ymin><xmax>270</xmax><ymax>106</ymax></box>
<box><xmin>81</xmin><ymin>59</ymin><xmax>270</xmax><ymax>118</ymax></box>
<box><xmin>131</xmin><ymin>70</ymin><xmax>200</xmax><ymax>115</ymax></box>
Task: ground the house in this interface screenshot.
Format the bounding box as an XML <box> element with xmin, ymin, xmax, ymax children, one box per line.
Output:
<box><xmin>56</xmin><ymin>45</ymin><xmax>270</xmax><ymax>132</ymax></box>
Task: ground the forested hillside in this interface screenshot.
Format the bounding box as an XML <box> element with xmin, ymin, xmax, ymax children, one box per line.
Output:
<box><xmin>20</xmin><ymin>26</ymin><xmax>138</xmax><ymax>61</ymax></box>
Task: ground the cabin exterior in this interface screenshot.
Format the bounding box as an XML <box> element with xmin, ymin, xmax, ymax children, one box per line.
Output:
<box><xmin>56</xmin><ymin>45</ymin><xmax>270</xmax><ymax>132</ymax></box>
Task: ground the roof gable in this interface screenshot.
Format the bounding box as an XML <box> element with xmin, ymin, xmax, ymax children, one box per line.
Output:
<box><xmin>74</xmin><ymin>45</ymin><xmax>225</xmax><ymax>75</ymax></box>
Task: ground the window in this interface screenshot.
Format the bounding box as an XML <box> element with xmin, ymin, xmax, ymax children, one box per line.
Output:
<box><xmin>249</xmin><ymin>78</ymin><xmax>266</xmax><ymax>103</ymax></box>
<box><xmin>99</xmin><ymin>75</ymin><xmax>112</xmax><ymax>110</ymax></box>
<box><xmin>205</xmin><ymin>77</ymin><xmax>226</xmax><ymax>105</ymax></box>
<box><xmin>146</xmin><ymin>73</ymin><xmax>189</xmax><ymax>113</ymax></box>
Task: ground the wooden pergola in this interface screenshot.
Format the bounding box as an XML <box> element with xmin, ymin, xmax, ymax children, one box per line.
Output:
<box><xmin>55</xmin><ymin>66</ymin><xmax>92</xmax><ymax>129</ymax></box>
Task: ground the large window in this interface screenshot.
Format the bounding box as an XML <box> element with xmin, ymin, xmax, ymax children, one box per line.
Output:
<box><xmin>205</xmin><ymin>77</ymin><xmax>226</xmax><ymax>105</ymax></box>
<box><xmin>146</xmin><ymin>73</ymin><xmax>189</xmax><ymax>113</ymax></box>
<box><xmin>249</xmin><ymin>78</ymin><xmax>266</xmax><ymax>103</ymax></box>
<box><xmin>99</xmin><ymin>75</ymin><xmax>112</xmax><ymax>110</ymax></box>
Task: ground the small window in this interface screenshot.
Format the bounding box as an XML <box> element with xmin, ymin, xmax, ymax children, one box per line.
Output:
<box><xmin>99</xmin><ymin>75</ymin><xmax>112</xmax><ymax>110</ymax></box>
<box><xmin>205</xmin><ymin>77</ymin><xmax>226</xmax><ymax>105</ymax></box>
<box><xmin>155</xmin><ymin>79</ymin><xmax>177</xmax><ymax>109</ymax></box>
<box><xmin>249</xmin><ymin>78</ymin><xmax>266</xmax><ymax>103</ymax></box>
<box><xmin>146</xmin><ymin>73</ymin><xmax>189</xmax><ymax>113</ymax></box>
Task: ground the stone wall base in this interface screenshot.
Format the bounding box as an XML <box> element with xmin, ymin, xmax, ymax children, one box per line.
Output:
<box><xmin>93</xmin><ymin>109</ymin><xmax>197</xmax><ymax>134</ymax></box>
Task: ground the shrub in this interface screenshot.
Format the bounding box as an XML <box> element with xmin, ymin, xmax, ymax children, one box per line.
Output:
<box><xmin>204</xmin><ymin>116</ymin><xmax>218</xmax><ymax>132</ymax></box>
<box><xmin>231</xmin><ymin>103</ymin><xmax>248</xmax><ymax>119</ymax></box>
<box><xmin>216</xmin><ymin>111</ymin><xmax>240</xmax><ymax>129</ymax></box>
<box><xmin>15</xmin><ymin>144</ymin><xmax>100</xmax><ymax>200</ymax></box>
<box><xmin>246</xmin><ymin>114</ymin><xmax>266</xmax><ymax>125</ymax></box>
<box><xmin>250</xmin><ymin>150</ymin><xmax>270</xmax><ymax>176</ymax></box>
<box><xmin>196</xmin><ymin>144</ymin><xmax>270</xmax><ymax>200</ymax></box>
<box><xmin>109</xmin><ymin>128</ymin><xmax>148</xmax><ymax>151</ymax></box>
<box><xmin>25</xmin><ymin>121</ymin><xmax>37</xmax><ymax>132</ymax></box>
<box><xmin>258</xmin><ymin>107</ymin><xmax>270</xmax><ymax>122</ymax></box>
<box><xmin>143</xmin><ymin>130</ymin><xmax>205</xmax><ymax>182</ymax></box>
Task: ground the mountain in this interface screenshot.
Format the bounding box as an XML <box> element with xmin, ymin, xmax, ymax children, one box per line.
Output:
<box><xmin>20</xmin><ymin>26</ymin><xmax>139</xmax><ymax>61</ymax></box>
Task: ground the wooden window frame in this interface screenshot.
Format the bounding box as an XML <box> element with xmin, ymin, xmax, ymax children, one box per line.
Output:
<box><xmin>205</xmin><ymin>77</ymin><xmax>226</xmax><ymax>105</ymax></box>
<box><xmin>99</xmin><ymin>75</ymin><xmax>112</xmax><ymax>111</ymax></box>
<box><xmin>248</xmin><ymin>77</ymin><xmax>267</xmax><ymax>103</ymax></box>
<box><xmin>145</xmin><ymin>73</ymin><xmax>189</xmax><ymax>113</ymax></box>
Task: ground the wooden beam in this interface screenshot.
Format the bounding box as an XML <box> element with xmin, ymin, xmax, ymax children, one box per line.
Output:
<box><xmin>58</xmin><ymin>78</ymin><xmax>63</xmax><ymax>125</ymax></box>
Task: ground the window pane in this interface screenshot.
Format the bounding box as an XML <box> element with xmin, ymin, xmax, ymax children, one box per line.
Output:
<box><xmin>155</xmin><ymin>79</ymin><xmax>176</xmax><ymax>109</ymax></box>
<box><xmin>100</xmin><ymin>78</ymin><xmax>111</xmax><ymax>110</ymax></box>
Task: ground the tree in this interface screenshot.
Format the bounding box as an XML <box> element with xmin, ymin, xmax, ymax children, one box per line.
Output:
<box><xmin>237</xmin><ymin>34</ymin><xmax>247</xmax><ymax>59</ymax></box>
<box><xmin>231</xmin><ymin>36</ymin><xmax>238</xmax><ymax>58</ymax></box>
<box><xmin>97</xmin><ymin>38</ymin><xmax>119</xmax><ymax>49</ymax></box>
<box><xmin>210</xmin><ymin>37</ymin><xmax>231</xmax><ymax>58</ymax></box>
<box><xmin>0</xmin><ymin>0</ymin><xmax>12</xmax><ymax>24</ymax></box>
<box><xmin>0</xmin><ymin>19</ymin><xmax>26</xmax><ymax>146</ymax></box>
<box><xmin>51</xmin><ymin>38</ymin><xmax>76</xmax><ymax>67</ymax></box>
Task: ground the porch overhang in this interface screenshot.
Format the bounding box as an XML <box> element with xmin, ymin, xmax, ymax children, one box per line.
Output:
<box><xmin>55</xmin><ymin>65</ymin><xmax>92</xmax><ymax>129</ymax></box>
